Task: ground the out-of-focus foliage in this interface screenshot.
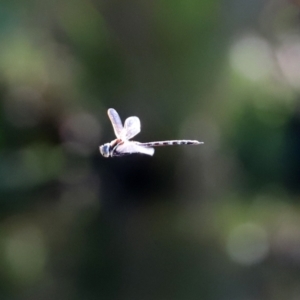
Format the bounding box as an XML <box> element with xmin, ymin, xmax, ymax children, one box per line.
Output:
<box><xmin>1</xmin><ymin>0</ymin><xmax>300</xmax><ymax>299</ymax></box>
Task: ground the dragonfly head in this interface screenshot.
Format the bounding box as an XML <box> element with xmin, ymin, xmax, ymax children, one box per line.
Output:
<box><xmin>99</xmin><ymin>143</ymin><xmax>111</xmax><ymax>157</ymax></box>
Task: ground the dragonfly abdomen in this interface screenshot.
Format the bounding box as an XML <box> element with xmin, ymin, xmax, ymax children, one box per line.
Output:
<box><xmin>138</xmin><ymin>140</ymin><xmax>202</xmax><ymax>147</ymax></box>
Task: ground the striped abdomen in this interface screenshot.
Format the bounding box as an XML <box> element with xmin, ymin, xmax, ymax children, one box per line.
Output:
<box><xmin>138</xmin><ymin>140</ymin><xmax>203</xmax><ymax>147</ymax></box>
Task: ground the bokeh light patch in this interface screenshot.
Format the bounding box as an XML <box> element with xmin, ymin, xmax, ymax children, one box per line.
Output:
<box><xmin>226</xmin><ymin>223</ymin><xmax>269</xmax><ymax>265</ymax></box>
<box><xmin>276</xmin><ymin>34</ymin><xmax>300</xmax><ymax>89</ymax></box>
<box><xmin>230</xmin><ymin>33</ymin><xmax>274</xmax><ymax>81</ymax></box>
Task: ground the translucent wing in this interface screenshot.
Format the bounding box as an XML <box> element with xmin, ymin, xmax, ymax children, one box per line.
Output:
<box><xmin>107</xmin><ymin>108</ymin><xmax>123</xmax><ymax>138</ymax></box>
<box><xmin>120</xmin><ymin>116</ymin><xmax>141</xmax><ymax>140</ymax></box>
<box><xmin>116</xmin><ymin>141</ymin><xmax>154</xmax><ymax>156</ymax></box>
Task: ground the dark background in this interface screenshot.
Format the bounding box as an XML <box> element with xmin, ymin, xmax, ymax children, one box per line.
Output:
<box><xmin>1</xmin><ymin>0</ymin><xmax>300</xmax><ymax>299</ymax></box>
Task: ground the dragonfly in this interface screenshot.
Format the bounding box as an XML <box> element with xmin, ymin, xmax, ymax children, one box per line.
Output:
<box><xmin>99</xmin><ymin>108</ymin><xmax>203</xmax><ymax>157</ymax></box>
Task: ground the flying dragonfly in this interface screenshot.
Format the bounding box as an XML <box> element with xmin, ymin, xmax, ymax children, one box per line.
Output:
<box><xmin>99</xmin><ymin>108</ymin><xmax>203</xmax><ymax>157</ymax></box>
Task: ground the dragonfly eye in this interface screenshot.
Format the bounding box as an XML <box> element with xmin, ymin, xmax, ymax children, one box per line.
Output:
<box><xmin>99</xmin><ymin>143</ymin><xmax>111</xmax><ymax>157</ymax></box>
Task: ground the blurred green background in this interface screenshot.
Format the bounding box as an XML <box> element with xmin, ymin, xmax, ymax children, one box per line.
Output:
<box><xmin>1</xmin><ymin>0</ymin><xmax>300</xmax><ymax>299</ymax></box>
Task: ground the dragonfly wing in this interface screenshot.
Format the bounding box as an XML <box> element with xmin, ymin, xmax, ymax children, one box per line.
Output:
<box><xmin>116</xmin><ymin>142</ymin><xmax>154</xmax><ymax>156</ymax></box>
<box><xmin>107</xmin><ymin>108</ymin><xmax>123</xmax><ymax>138</ymax></box>
<box><xmin>121</xmin><ymin>116</ymin><xmax>141</xmax><ymax>140</ymax></box>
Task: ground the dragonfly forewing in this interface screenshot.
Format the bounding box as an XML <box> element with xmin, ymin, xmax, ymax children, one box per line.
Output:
<box><xmin>107</xmin><ymin>108</ymin><xmax>124</xmax><ymax>138</ymax></box>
